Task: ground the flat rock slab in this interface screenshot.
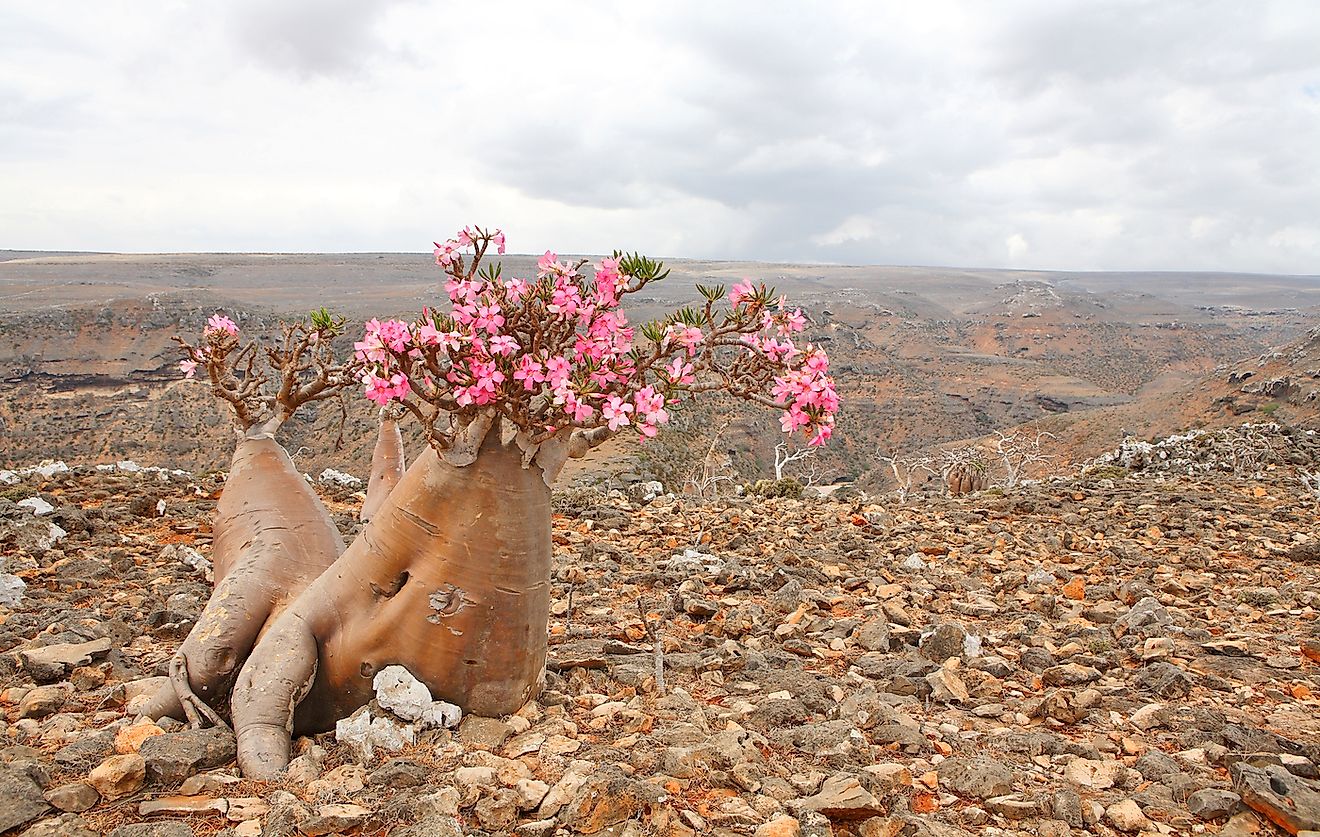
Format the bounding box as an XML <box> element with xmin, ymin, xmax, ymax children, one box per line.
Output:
<box><xmin>546</xmin><ymin>638</ymin><xmax>645</xmax><ymax>671</ymax></box>
<box><xmin>16</xmin><ymin>638</ymin><xmax>113</xmax><ymax>681</ymax></box>
<box><xmin>795</xmin><ymin>773</ymin><xmax>885</xmax><ymax>820</ymax></box>
<box><xmin>1232</xmin><ymin>762</ymin><xmax>1320</xmax><ymax>835</ymax></box>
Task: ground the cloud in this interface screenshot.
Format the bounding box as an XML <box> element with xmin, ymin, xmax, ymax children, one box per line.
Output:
<box><xmin>224</xmin><ymin>0</ymin><xmax>411</xmax><ymax>78</ymax></box>
<box><xmin>0</xmin><ymin>1</ymin><xmax>1318</xmax><ymax>274</ymax></box>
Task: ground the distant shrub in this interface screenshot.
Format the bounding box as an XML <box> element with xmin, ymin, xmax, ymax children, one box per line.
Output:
<box><xmin>748</xmin><ymin>477</ymin><xmax>804</xmax><ymax>499</ymax></box>
<box><xmin>1082</xmin><ymin>464</ymin><xmax>1130</xmax><ymax>482</ymax></box>
<box><xmin>1259</xmin><ymin>402</ymin><xmax>1280</xmax><ymax>415</ymax></box>
<box><xmin>0</xmin><ymin>485</ymin><xmax>37</xmax><ymax>502</ymax></box>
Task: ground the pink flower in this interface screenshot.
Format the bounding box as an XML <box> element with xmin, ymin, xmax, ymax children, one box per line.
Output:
<box><xmin>492</xmin><ymin>230</ymin><xmax>506</xmax><ymax>255</ymax></box>
<box><xmin>474</xmin><ymin>303</ymin><xmax>505</xmax><ymax>334</ymax></box>
<box><xmin>663</xmin><ymin>358</ymin><xmax>695</xmax><ymax>385</ymax></box>
<box><xmin>415</xmin><ymin>321</ymin><xmax>444</xmax><ymax>348</ymax></box>
<box><xmin>594</xmin><ymin>257</ymin><xmax>623</xmax><ymax>306</ymax></box>
<box><xmin>514</xmin><ymin>355</ymin><xmax>546</xmax><ymax>391</ymax></box>
<box><xmin>663</xmin><ymin>324</ymin><xmax>704</xmax><ymax>356</ymax></box>
<box><xmin>537</xmin><ymin>251</ymin><xmax>560</xmax><ymax>278</ymax></box>
<box><xmin>782</xmin><ymin>308</ymin><xmax>806</xmax><ymax>334</ymax></box>
<box><xmin>445</xmin><ymin>277</ymin><xmax>484</xmax><ymax>304</ymax></box>
<box><xmin>434</xmin><ymin>240</ymin><xmax>460</xmax><ymax>267</ymax></box>
<box><xmin>503</xmin><ymin>277</ymin><xmax>529</xmax><ymax>302</ymax></box>
<box><xmin>555</xmin><ymin>390</ymin><xmax>595</xmax><ymax>423</ymax></box>
<box><xmin>729</xmin><ymin>280</ymin><xmax>756</xmax><ymax>306</ymax></box>
<box><xmin>545</xmin><ymin>355</ymin><xmax>572</xmax><ymax>390</ymax></box>
<box><xmin>456</xmin><ymin>227</ymin><xmax>475</xmax><ymax>247</ymax></box>
<box><xmin>179</xmin><ymin>359</ymin><xmax>198</xmax><ymax>378</ymax></box>
<box><xmin>808</xmin><ymin>423</ymin><xmax>833</xmax><ymax>447</ymax></box>
<box><xmin>377</xmin><ymin>319</ymin><xmax>411</xmax><ymax>352</ymax></box>
<box><xmin>205</xmin><ymin>314</ymin><xmax>238</xmax><ymax>336</ymax></box>
<box><xmin>632</xmin><ymin>386</ymin><xmax>669</xmax><ymax>438</ymax></box>
<box><xmin>490</xmin><ymin>335</ymin><xmax>520</xmax><ymax>356</ymax></box>
<box><xmin>363</xmin><ymin>371</ymin><xmax>411</xmax><ymax>406</ymax></box>
<box><xmin>602</xmin><ymin>395</ymin><xmax>633</xmax><ymax>431</ymax></box>
<box><xmin>548</xmin><ymin>279</ymin><xmax>583</xmax><ymax>319</ymax></box>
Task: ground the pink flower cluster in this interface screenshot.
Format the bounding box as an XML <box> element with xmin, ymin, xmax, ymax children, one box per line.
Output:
<box><xmin>205</xmin><ymin>314</ymin><xmax>239</xmax><ymax>336</ymax></box>
<box><xmin>772</xmin><ymin>348</ymin><xmax>838</xmax><ymax>447</ymax></box>
<box><xmin>353</xmin><ymin>227</ymin><xmax>838</xmax><ymax>447</ymax></box>
<box><xmin>180</xmin><ymin>312</ymin><xmax>241</xmax><ymax>378</ymax></box>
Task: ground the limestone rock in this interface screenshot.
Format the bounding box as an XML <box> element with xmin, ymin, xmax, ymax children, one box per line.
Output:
<box><xmin>87</xmin><ymin>753</ymin><xmax>146</xmax><ymax>801</ymax></box>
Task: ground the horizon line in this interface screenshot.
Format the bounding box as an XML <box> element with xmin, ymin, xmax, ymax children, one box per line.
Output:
<box><xmin>2</xmin><ymin>248</ymin><xmax>1319</xmax><ymax>280</ymax></box>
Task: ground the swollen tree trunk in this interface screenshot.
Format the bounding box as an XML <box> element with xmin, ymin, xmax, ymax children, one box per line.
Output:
<box><xmin>360</xmin><ymin>412</ymin><xmax>406</xmax><ymax>523</ymax></box>
<box><xmin>139</xmin><ymin>430</ymin><xmax>344</xmax><ymax>724</ymax></box>
<box><xmin>232</xmin><ymin>426</ymin><xmax>551</xmax><ymax>778</ymax></box>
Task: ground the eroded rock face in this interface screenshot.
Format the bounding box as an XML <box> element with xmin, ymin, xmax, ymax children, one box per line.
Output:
<box><xmin>1</xmin><ymin>461</ymin><xmax>1318</xmax><ymax>836</ymax></box>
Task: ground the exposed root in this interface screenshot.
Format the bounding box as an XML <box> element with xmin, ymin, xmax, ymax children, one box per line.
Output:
<box><xmin>169</xmin><ymin>654</ymin><xmax>232</xmax><ymax>731</ymax></box>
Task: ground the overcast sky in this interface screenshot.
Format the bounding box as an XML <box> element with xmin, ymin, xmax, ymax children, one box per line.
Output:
<box><xmin>2</xmin><ymin>1</ymin><xmax>1318</xmax><ymax>273</ymax></box>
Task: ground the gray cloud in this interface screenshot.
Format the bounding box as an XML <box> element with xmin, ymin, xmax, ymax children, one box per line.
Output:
<box><xmin>225</xmin><ymin>0</ymin><xmax>410</xmax><ymax>78</ymax></box>
<box><xmin>1</xmin><ymin>1</ymin><xmax>1318</xmax><ymax>273</ymax></box>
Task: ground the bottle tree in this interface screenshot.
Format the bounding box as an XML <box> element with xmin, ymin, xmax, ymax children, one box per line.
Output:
<box><xmin>142</xmin><ymin>312</ymin><xmax>358</xmax><ymax>728</ymax></box>
<box><xmin>164</xmin><ymin>227</ymin><xmax>838</xmax><ymax>778</ymax></box>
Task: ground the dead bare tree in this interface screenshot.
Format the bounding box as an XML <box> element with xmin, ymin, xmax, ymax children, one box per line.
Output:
<box><xmin>1300</xmin><ymin>469</ymin><xmax>1320</xmax><ymax>507</ymax></box>
<box><xmin>1225</xmin><ymin>423</ymin><xmax>1277</xmax><ymax>476</ymax></box>
<box><xmin>683</xmin><ymin>422</ymin><xmax>736</xmax><ymax>500</ymax></box>
<box><xmin>878</xmin><ymin>450</ymin><xmax>936</xmax><ymax>502</ymax></box>
<box><xmin>994</xmin><ymin>429</ymin><xmax>1057</xmax><ymax>488</ymax></box>
<box><xmin>773</xmin><ymin>441</ymin><xmax>817</xmax><ymax>482</ymax></box>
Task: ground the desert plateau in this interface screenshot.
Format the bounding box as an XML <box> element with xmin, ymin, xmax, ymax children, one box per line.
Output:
<box><xmin>1</xmin><ymin>249</ymin><xmax>1318</xmax><ymax>837</ymax></box>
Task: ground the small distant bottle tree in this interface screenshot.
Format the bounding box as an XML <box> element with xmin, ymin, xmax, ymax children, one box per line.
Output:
<box><xmin>158</xmin><ymin>227</ymin><xmax>839</xmax><ymax>778</ymax></box>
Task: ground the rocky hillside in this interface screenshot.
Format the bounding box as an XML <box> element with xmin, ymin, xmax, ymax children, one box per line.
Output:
<box><xmin>0</xmin><ymin>443</ymin><xmax>1317</xmax><ymax>836</ymax></box>
<box><xmin>1</xmin><ymin>253</ymin><xmax>1317</xmax><ymax>489</ymax></box>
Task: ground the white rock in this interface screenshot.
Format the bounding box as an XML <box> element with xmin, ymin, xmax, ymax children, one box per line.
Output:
<box><xmin>1129</xmin><ymin>703</ymin><xmax>1166</xmax><ymax>731</ymax></box>
<box><xmin>0</xmin><ymin>573</ymin><xmax>26</xmax><ymax>607</ymax></box>
<box><xmin>373</xmin><ymin>665</ymin><xmax>433</xmax><ymax>721</ymax></box>
<box><xmin>903</xmin><ymin>554</ymin><xmax>927</xmax><ymax>570</ymax></box>
<box><xmin>116</xmin><ymin>460</ymin><xmax>142</xmax><ymax>472</ymax></box>
<box><xmin>0</xmin><ymin>470</ymin><xmax>18</xmax><ymax>485</ymax></box>
<box><xmin>30</xmin><ymin>461</ymin><xmax>69</xmax><ymax>479</ymax></box>
<box><xmin>37</xmin><ymin>523</ymin><xmax>68</xmax><ymax>551</ymax></box>
<box><xmin>640</xmin><ymin>480</ymin><xmax>665</xmax><ymax>501</ymax></box>
<box><xmin>318</xmin><ymin>468</ymin><xmax>362</xmax><ymax>487</ymax></box>
<box><xmin>1027</xmin><ymin>568</ymin><xmax>1054</xmax><ymax>585</ymax></box>
<box><xmin>1104</xmin><ymin>798</ymin><xmax>1150</xmax><ymax>832</ymax></box>
<box><xmin>17</xmin><ymin>497</ymin><xmax>54</xmax><ymax>515</ymax></box>
<box><xmin>162</xmin><ymin>544</ymin><xmax>212</xmax><ymax>577</ymax></box>
<box><xmin>421</xmin><ymin>700</ymin><xmax>462</xmax><ymax>730</ymax></box>
<box><xmin>1064</xmin><ymin>758</ymin><xmax>1123</xmax><ymax>790</ymax></box>
<box><xmin>155</xmin><ymin>499</ymin><xmax>166</xmax><ymax>516</ymax></box>
<box><xmin>963</xmin><ymin>634</ymin><xmax>983</xmax><ymax>658</ymax></box>
<box><xmin>334</xmin><ymin>706</ymin><xmax>414</xmax><ymax>762</ymax></box>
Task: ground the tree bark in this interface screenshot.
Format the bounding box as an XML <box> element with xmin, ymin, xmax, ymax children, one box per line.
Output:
<box><xmin>360</xmin><ymin>415</ymin><xmax>405</xmax><ymax>523</ymax></box>
<box><xmin>140</xmin><ymin>433</ymin><xmax>343</xmax><ymax>723</ymax></box>
<box><xmin>232</xmin><ymin>426</ymin><xmax>551</xmax><ymax>778</ymax></box>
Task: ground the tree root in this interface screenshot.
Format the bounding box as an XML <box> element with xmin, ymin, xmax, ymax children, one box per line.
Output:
<box><xmin>169</xmin><ymin>654</ymin><xmax>231</xmax><ymax>731</ymax></box>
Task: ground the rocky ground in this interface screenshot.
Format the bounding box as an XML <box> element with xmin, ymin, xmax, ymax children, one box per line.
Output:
<box><xmin>1</xmin><ymin>452</ymin><xmax>1318</xmax><ymax>836</ymax></box>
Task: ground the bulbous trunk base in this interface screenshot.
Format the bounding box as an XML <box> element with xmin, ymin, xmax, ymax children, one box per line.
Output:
<box><xmin>232</xmin><ymin>428</ymin><xmax>551</xmax><ymax>777</ymax></box>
